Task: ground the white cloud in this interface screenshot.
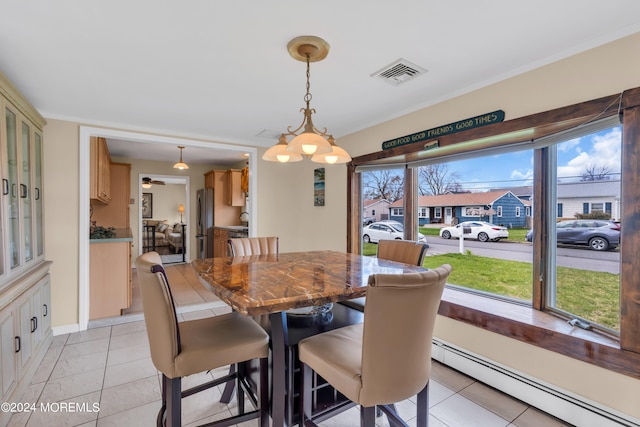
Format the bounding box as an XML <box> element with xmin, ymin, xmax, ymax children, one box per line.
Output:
<box><xmin>557</xmin><ymin>127</ymin><xmax>621</xmax><ymax>180</ymax></box>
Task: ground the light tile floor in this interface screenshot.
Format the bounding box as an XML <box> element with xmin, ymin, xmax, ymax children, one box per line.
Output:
<box><xmin>8</xmin><ymin>264</ymin><xmax>573</xmax><ymax>427</ymax></box>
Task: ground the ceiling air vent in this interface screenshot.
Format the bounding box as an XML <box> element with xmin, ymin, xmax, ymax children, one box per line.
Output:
<box><xmin>371</xmin><ymin>59</ymin><xmax>427</xmax><ymax>86</ymax></box>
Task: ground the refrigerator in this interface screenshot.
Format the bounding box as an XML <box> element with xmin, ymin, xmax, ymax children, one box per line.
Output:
<box><xmin>195</xmin><ymin>188</ymin><xmax>214</xmax><ymax>258</ymax></box>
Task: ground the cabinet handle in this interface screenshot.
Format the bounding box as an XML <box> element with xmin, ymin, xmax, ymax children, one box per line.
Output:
<box><xmin>14</xmin><ymin>336</ymin><xmax>20</xmax><ymax>353</ymax></box>
<box><xmin>12</xmin><ymin>183</ymin><xmax>16</xmax><ymax>198</ymax></box>
<box><xmin>2</xmin><ymin>179</ymin><xmax>8</xmax><ymax>196</ymax></box>
<box><xmin>43</xmin><ymin>304</ymin><xmax>48</xmax><ymax>317</ymax></box>
<box><xmin>35</xmin><ymin>187</ymin><xmax>40</xmax><ymax>200</ymax></box>
<box><xmin>20</xmin><ymin>183</ymin><xmax>27</xmax><ymax>199</ymax></box>
<box><xmin>31</xmin><ymin>316</ymin><xmax>37</xmax><ymax>333</ymax></box>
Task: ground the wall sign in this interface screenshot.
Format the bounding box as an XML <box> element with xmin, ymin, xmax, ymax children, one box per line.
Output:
<box><xmin>381</xmin><ymin>110</ymin><xmax>505</xmax><ymax>150</ymax></box>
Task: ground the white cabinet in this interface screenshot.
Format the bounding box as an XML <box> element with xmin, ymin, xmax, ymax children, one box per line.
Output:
<box><xmin>0</xmin><ymin>71</ymin><xmax>51</xmax><ymax>426</ymax></box>
<box><xmin>0</xmin><ymin>271</ymin><xmax>51</xmax><ymax>413</ymax></box>
<box><xmin>0</xmin><ymin>306</ymin><xmax>16</xmax><ymax>401</ymax></box>
<box><xmin>0</xmin><ymin>71</ymin><xmax>46</xmax><ymax>289</ymax></box>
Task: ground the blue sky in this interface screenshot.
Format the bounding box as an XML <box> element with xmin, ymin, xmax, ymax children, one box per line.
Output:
<box><xmin>445</xmin><ymin>126</ymin><xmax>622</xmax><ymax>191</ymax></box>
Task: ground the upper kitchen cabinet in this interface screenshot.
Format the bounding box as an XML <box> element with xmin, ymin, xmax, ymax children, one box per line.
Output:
<box><xmin>204</xmin><ymin>169</ymin><xmax>243</xmax><ymax>225</ymax></box>
<box><xmin>90</xmin><ymin>136</ymin><xmax>112</xmax><ymax>204</ymax></box>
<box><xmin>226</xmin><ymin>169</ymin><xmax>246</xmax><ymax>207</ymax></box>
<box><xmin>0</xmin><ymin>71</ymin><xmax>47</xmax><ymax>284</ymax></box>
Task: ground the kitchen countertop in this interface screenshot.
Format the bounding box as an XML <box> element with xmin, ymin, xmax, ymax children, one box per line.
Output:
<box><xmin>90</xmin><ymin>228</ymin><xmax>133</xmax><ymax>243</ymax></box>
<box><xmin>215</xmin><ymin>225</ymin><xmax>249</xmax><ymax>232</ymax></box>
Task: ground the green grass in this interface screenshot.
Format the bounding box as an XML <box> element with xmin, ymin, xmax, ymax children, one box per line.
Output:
<box><xmin>423</xmin><ymin>252</ymin><xmax>620</xmax><ymax>330</ymax></box>
<box><xmin>361</xmin><ymin>243</ymin><xmax>620</xmax><ymax>330</ymax></box>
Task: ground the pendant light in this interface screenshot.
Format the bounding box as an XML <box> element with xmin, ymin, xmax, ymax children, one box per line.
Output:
<box><xmin>262</xmin><ymin>36</ymin><xmax>351</xmax><ymax>164</ymax></box>
<box><xmin>173</xmin><ymin>146</ymin><xmax>189</xmax><ymax>170</ymax></box>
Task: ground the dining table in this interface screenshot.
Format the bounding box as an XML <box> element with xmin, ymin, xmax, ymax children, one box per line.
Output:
<box><xmin>191</xmin><ymin>250</ymin><xmax>427</xmax><ymax>427</ymax></box>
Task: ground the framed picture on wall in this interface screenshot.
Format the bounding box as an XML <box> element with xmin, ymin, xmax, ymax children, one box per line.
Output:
<box><xmin>314</xmin><ymin>168</ymin><xmax>325</xmax><ymax>206</ymax></box>
<box><xmin>142</xmin><ymin>193</ymin><xmax>153</xmax><ymax>218</ymax></box>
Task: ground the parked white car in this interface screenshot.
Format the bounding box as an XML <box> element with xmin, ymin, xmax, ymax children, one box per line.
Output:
<box><xmin>363</xmin><ymin>222</ymin><xmax>426</xmax><ymax>244</ymax></box>
<box><xmin>439</xmin><ymin>221</ymin><xmax>509</xmax><ymax>242</ymax></box>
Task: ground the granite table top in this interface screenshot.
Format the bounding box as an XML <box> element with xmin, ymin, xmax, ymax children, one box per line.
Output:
<box><xmin>191</xmin><ymin>250</ymin><xmax>427</xmax><ymax>316</ymax></box>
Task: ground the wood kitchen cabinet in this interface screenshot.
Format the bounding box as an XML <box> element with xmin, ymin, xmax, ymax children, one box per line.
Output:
<box><xmin>226</xmin><ymin>169</ymin><xmax>245</xmax><ymax>207</ymax></box>
<box><xmin>89</xmin><ymin>239</ymin><xmax>132</xmax><ymax>320</ymax></box>
<box><xmin>91</xmin><ymin>162</ymin><xmax>131</xmax><ymax>228</ymax></box>
<box><xmin>90</xmin><ymin>136</ymin><xmax>112</xmax><ymax>204</ymax></box>
<box><xmin>213</xmin><ymin>227</ymin><xmax>229</xmax><ymax>258</ymax></box>
<box><xmin>204</xmin><ymin>169</ymin><xmax>243</xmax><ymax>225</ymax></box>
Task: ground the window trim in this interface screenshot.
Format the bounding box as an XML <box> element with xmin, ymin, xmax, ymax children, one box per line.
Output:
<box><xmin>347</xmin><ymin>87</ymin><xmax>640</xmax><ymax>379</ymax></box>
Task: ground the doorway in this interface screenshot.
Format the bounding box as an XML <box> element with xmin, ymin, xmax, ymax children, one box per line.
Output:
<box><xmin>79</xmin><ymin>126</ymin><xmax>257</xmax><ymax>330</ymax></box>
<box><xmin>139</xmin><ymin>175</ymin><xmax>189</xmax><ymax>265</ymax></box>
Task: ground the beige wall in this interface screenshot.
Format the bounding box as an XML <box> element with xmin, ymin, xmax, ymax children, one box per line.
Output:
<box><xmin>42</xmin><ymin>32</ymin><xmax>640</xmax><ymax>419</ymax></box>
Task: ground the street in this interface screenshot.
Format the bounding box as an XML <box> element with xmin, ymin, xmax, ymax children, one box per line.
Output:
<box><xmin>426</xmin><ymin>236</ymin><xmax>620</xmax><ymax>274</ymax></box>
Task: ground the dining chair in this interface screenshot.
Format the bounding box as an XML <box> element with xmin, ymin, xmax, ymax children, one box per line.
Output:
<box><xmin>227</xmin><ymin>236</ymin><xmax>279</xmax><ymax>256</ymax></box>
<box><xmin>298</xmin><ymin>264</ymin><xmax>452</xmax><ymax>427</ymax></box>
<box><xmin>340</xmin><ymin>239</ymin><xmax>429</xmax><ymax>312</ymax></box>
<box><xmin>221</xmin><ymin>236</ymin><xmax>279</xmax><ymax>404</ymax></box>
<box><xmin>135</xmin><ymin>251</ymin><xmax>270</xmax><ymax>427</ymax></box>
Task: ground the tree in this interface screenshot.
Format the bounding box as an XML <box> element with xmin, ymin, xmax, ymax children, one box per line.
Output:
<box><xmin>362</xmin><ymin>170</ymin><xmax>404</xmax><ymax>202</ymax></box>
<box><xmin>418</xmin><ymin>164</ymin><xmax>461</xmax><ymax>195</ymax></box>
<box><xmin>581</xmin><ymin>164</ymin><xmax>611</xmax><ymax>181</ymax></box>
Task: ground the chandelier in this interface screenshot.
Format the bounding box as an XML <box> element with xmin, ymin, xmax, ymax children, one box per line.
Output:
<box><xmin>262</xmin><ymin>36</ymin><xmax>351</xmax><ymax>164</ymax></box>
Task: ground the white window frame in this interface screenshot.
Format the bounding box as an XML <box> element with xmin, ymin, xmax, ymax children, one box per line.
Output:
<box><xmin>515</xmin><ymin>206</ymin><xmax>521</xmax><ymax>217</ymax></box>
<box><xmin>497</xmin><ymin>206</ymin><xmax>503</xmax><ymax>217</ymax></box>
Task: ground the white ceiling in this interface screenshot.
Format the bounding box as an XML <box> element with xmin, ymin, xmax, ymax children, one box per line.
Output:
<box><xmin>2</xmin><ymin>1</ymin><xmax>640</xmax><ymax>165</ymax></box>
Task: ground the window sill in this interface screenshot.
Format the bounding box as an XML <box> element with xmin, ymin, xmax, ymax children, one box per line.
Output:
<box><xmin>438</xmin><ymin>287</ymin><xmax>640</xmax><ymax>380</ymax></box>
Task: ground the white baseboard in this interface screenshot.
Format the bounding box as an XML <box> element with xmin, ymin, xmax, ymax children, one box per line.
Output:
<box><xmin>52</xmin><ymin>323</ymin><xmax>80</xmax><ymax>335</ymax></box>
<box><xmin>432</xmin><ymin>339</ymin><xmax>640</xmax><ymax>427</ymax></box>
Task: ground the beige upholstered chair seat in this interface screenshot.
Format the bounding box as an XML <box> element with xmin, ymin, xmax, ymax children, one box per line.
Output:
<box><xmin>170</xmin><ymin>313</ymin><xmax>268</xmax><ymax>378</ymax></box>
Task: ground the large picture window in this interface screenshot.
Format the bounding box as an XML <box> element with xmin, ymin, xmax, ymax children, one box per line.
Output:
<box><xmin>349</xmin><ymin>87</ymin><xmax>640</xmax><ymax>375</ymax></box>
<box><xmin>548</xmin><ymin>125</ymin><xmax>621</xmax><ymax>332</ymax></box>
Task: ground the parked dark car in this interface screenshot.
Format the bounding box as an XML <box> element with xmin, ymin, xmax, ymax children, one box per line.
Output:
<box><xmin>525</xmin><ymin>219</ymin><xmax>620</xmax><ymax>251</ymax></box>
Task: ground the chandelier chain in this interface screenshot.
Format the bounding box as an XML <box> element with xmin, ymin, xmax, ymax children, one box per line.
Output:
<box><xmin>304</xmin><ymin>53</ymin><xmax>312</xmax><ymax>104</ymax></box>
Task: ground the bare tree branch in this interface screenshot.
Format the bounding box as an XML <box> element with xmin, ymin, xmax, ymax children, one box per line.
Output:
<box><xmin>418</xmin><ymin>164</ymin><xmax>461</xmax><ymax>195</ymax></box>
<box><xmin>362</xmin><ymin>170</ymin><xmax>404</xmax><ymax>202</ymax></box>
<box><xmin>581</xmin><ymin>163</ymin><xmax>611</xmax><ymax>181</ymax></box>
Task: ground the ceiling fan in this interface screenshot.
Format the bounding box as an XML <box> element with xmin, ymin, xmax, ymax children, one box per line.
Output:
<box><xmin>142</xmin><ymin>177</ymin><xmax>166</xmax><ymax>188</ymax></box>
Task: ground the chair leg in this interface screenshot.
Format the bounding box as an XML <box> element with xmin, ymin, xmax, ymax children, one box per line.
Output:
<box><xmin>220</xmin><ymin>364</ymin><xmax>236</xmax><ymax>403</ymax></box>
<box><xmin>237</xmin><ymin>363</ymin><xmax>245</xmax><ymax>415</ymax></box>
<box><xmin>360</xmin><ymin>405</ymin><xmax>376</xmax><ymax>427</ymax></box>
<box><xmin>416</xmin><ymin>381</ymin><xmax>429</xmax><ymax>427</ymax></box>
<box><xmin>300</xmin><ymin>363</ymin><xmax>313</xmax><ymax>427</ymax></box>
<box><xmin>165</xmin><ymin>376</ymin><xmax>181</xmax><ymax>427</ymax></box>
<box><xmin>259</xmin><ymin>357</ymin><xmax>269</xmax><ymax>427</ymax></box>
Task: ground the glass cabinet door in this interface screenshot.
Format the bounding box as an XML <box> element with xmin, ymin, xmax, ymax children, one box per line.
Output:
<box><xmin>21</xmin><ymin>121</ymin><xmax>32</xmax><ymax>262</ymax></box>
<box><xmin>34</xmin><ymin>132</ymin><xmax>43</xmax><ymax>257</ymax></box>
<box><xmin>5</xmin><ymin>107</ymin><xmax>20</xmax><ymax>269</ymax></box>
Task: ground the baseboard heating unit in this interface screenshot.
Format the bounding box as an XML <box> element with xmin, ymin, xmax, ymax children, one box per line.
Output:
<box><xmin>431</xmin><ymin>339</ymin><xmax>639</xmax><ymax>427</ymax></box>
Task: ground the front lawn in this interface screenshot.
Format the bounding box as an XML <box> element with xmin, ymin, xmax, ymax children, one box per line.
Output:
<box><xmin>360</xmin><ymin>244</ymin><xmax>620</xmax><ymax>330</ymax></box>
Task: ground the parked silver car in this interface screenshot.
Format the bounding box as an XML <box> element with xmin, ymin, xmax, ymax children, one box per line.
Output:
<box><xmin>525</xmin><ymin>219</ymin><xmax>620</xmax><ymax>251</ymax></box>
